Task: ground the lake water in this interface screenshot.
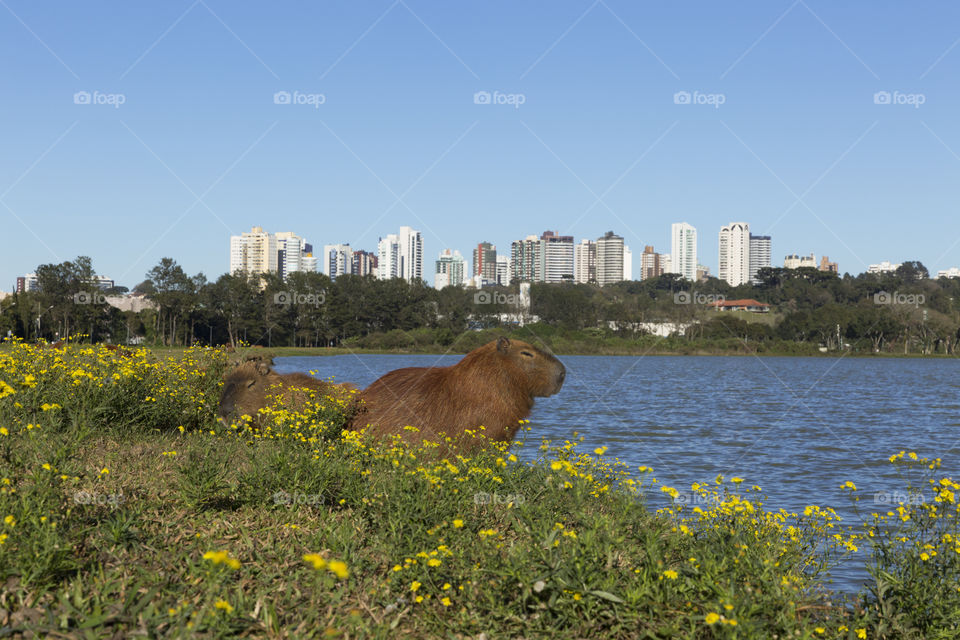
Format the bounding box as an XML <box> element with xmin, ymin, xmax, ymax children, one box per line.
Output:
<box><xmin>275</xmin><ymin>353</ymin><xmax>960</xmax><ymax>592</ymax></box>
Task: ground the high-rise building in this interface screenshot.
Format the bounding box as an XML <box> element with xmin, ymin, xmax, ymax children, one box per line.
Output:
<box><xmin>472</xmin><ymin>242</ymin><xmax>497</xmax><ymax>282</ymax></box>
<box><xmin>640</xmin><ymin>246</ymin><xmax>663</xmax><ymax>281</ymax></box>
<box><xmin>352</xmin><ymin>250</ymin><xmax>378</xmax><ymax>277</ymax></box>
<box><xmin>623</xmin><ymin>246</ymin><xmax>632</xmax><ymax>281</ymax></box>
<box><xmin>819</xmin><ymin>256</ymin><xmax>838</xmax><ymax>274</ymax></box>
<box><xmin>541</xmin><ymin>230</ymin><xmax>574</xmax><ymax>283</ymax></box>
<box><xmin>323</xmin><ymin>244</ymin><xmax>353</xmax><ymax>279</ymax></box>
<box><xmin>275</xmin><ymin>232</ymin><xmax>316</xmax><ymax>279</ymax></box>
<box><xmin>661</xmin><ymin>254</ymin><xmax>672</xmax><ymax>275</ymax></box>
<box><xmin>596</xmin><ymin>231</ymin><xmax>624</xmax><ymax>286</ymax></box>
<box><xmin>671</xmin><ymin>222</ymin><xmax>697</xmax><ymax>281</ymax></box>
<box><xmin>574</xmin><ymin>239</ymin><xmax>596</xmax><ymax>284</ymax></box>
<box><xmin>784</xmin><ymin>254</ymin><xmax>816</xmax><ymax>269</ymax></box>
<box><xmin>230</xmin><ymin>226</ymin><xmax>278</xmax><ymax>276</ymax></box>
<box><xmin>495</xmin><ymin>255</ymin><xmax>510</xmax><ymax>286</ymax></box>
<box><xmin>377</xmin><ymin>226</ymin><xmax>423</xmax><ymax>282</ymax></box>
<box><xmin>511</xmin><ymin>235</ymin><xmax>542</xmax><ymax>282</ymax></box>
<box><xmin>377</xmin><ymin>234</ymin><xmax>400</xmax><ymax>280</ymax></box>
<box><xmin>748</xmin><ymin>234</ymin><xmax>771</xmax><ymax>284</ymax></box>
<box><xmin>718</xmin><ymin>222</ymin><xmax>751</xmax><ymax>286</ymax></box>
<box><xmin>229</xmin><ymin>226</ymin><xmax>316</xmax><ymax>280</ymax></box>
<box><xmin>398</xmin><ymin>226</ymin><xmax>423</xmax><ymax>282</ymax></box>
<box><xmin>435</xmin><ymin>249</ymin><xmax>466</xmax><ymax>289</ymax></box>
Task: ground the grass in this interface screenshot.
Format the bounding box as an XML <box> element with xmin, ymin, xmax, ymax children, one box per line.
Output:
<box><xmin>0</xmin><ymin>340</ymin><xmax>958</xmax><ymax>638</ymax></box>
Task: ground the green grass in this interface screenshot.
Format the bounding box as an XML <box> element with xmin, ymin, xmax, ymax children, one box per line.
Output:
<box><xmin>1</xmin><ymin>342</ymin><xmax>959</xmax><ymax>638</ymax></box>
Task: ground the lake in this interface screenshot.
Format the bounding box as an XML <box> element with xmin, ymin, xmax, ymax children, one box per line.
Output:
<box><xmin>275</xmin><ymin>353</ymin><xmax>960</xmax><ymax>592</ymax></box>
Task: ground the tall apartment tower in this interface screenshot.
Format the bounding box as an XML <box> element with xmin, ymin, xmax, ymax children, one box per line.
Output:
<box><xmin>472</xmin><ymin>242</ymin><xmax>497</xmax><ymax>282</ymax></box>
<box><xmin>275</xmin><ymin>232</ymin><xmax>315</xmax><ymax>279</ymax></box>
<box><xmin>378</xmin><ymin>226</ymin><xmax>423</xmax><ymax>282</ymax></box>
<box><xmin>541</xmin><ymin>230</ymin><xmax>574</xmax><ymax>283</ymax></box>
<box><xmin>596</xmin><ymin>231</ymin><xmax>625</xmax><ymax>286</ymax></box>
<box><xmin>748</xmin><ymin>234</ymin><xmax>771</xmax><ymax>283</ymax></box>
<box><xmin>435</xmin><ymin>249</ymin><xmax>466</xmax><ymax>289</ymax></box>
<box><xmin>495</xmin><ymin>255</ymin><xmax>510</xmax><ymax>286</ymax></box>
<box><xmin>510</xmin><ymin>235</ymin><xmax>542</xmax><ymax>282</ymax></box>
<box><xmin>398</xmin><ymin>226</ymin><xmax>423</xmax><ymax>282</ymax></box>
<box><xmin>670</xmin><ymin>222</ymin><xmax>697</xmax><ymax>281</ymax></box>
<box><xmin>352</xmin><ymin>250</ymin><xmax>378</xmax><ymax>277</ymax></box>
<box><xmin>230</xmin><ymin>226</ymin><xmax>278</xmax><ymax>276</ymax></box>
<box><xmin>377</xmin><ymin>234</ymin><xmax>400</xmax><ymax>280</ymax></box>
<box><xmin>718</xmin><ymin>222</ymin><xmax>751</xmax><ymax>286</ymax></box>
<box><xmin>574</xmin><ymin>239</ymin><xmax>596</xmax><ymax>284</ymax></box>
<box><xmin>640</xmin><ymin>245</ymin><xmax>663</xmax><ymax>280</ymax></box>
<box><xmin>623</xmin><ymin>245</ymin><xmax>632</xmax><ymax>281</ymax></box>
<box><xmin>323</xmin><ymin>244</ymin><xmax>354</xmax><ymax>280</ymax></box>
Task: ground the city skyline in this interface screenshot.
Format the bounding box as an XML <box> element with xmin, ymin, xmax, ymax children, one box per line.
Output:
<box><xmin>4</xmin><ymin>3</ymin><xmax>960</xmax><ymax>289</ymax></box>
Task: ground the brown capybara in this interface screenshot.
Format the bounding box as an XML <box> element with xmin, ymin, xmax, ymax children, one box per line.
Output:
<box><xmin>218</xmin><ymin>360</ymin><xmax>358</xmax><ymax>423</ymax></box>
<box><xmin>352</xmin><ymin>337</ymin><xmax>565</xmax><ymax>451</ymax></box>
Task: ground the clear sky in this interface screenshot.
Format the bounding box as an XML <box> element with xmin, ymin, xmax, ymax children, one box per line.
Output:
<box><xmin>2</xmin><ymin>1</ymin><xmax>960</xmax><ymax>289</ymax></box>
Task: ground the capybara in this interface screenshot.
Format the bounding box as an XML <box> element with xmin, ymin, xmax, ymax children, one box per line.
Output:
<box><xmin>352</xmin><ymin>337</ymin><xmax>565</xmax><ymax>451</ymax></box>
<box><xmin>218</xmin><ymin>360</ymin><xmax>357</xmax><ymax>423</ymax></box>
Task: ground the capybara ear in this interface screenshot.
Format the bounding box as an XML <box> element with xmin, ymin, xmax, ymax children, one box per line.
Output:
<box><xmin>256</xmin><ymin>362</ymin><xmax>270</xmax><ymax>376</ymax></box>
<box><xmin>496</xmin><ymin>336</ymin><xmax>510</xmax><ymax>353</ymax></box>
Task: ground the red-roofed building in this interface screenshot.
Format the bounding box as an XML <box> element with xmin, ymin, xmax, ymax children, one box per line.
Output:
<box><xmin>709</xmin><ymin>299</ymin><xmax>771</xmax><ymax>313</ymax></box>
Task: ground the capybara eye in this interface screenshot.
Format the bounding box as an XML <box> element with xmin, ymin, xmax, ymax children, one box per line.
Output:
<box><xmin>246</xmin><ymin>380</ymin><xmax>256</xmax><ymax>388</ymax></box>
<box><xmin>521</xmin><ymin>351</ymin><xmax>534</xmax><ymax>358</ymax></box>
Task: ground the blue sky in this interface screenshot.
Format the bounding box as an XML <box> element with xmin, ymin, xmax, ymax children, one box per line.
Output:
<box><xmin>2</xmin><ymin>1</ymin><xmax>960</xmax><ymax>288</ymax></box>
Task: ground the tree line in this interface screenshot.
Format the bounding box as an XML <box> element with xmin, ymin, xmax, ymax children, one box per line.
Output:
<box><xmin>2</xmin><ymin>256</ymin><xmax>959</xmax><ymax>354</ymax></box>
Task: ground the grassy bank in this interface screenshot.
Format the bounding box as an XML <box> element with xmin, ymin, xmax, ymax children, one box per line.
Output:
<box><xmin>0</xmin><ymin>342</ymin><xmax>958</xmax><ymax>638</ymax></box>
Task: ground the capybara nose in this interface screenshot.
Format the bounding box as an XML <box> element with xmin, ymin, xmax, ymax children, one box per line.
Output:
<box><xmin>556</xmin><ymin>364</ymin><xmax>566</xmax><ymax>386</ymax></box>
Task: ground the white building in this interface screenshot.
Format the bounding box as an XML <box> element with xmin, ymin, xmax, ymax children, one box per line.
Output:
<box><xmin>749</xmin><ymin>234</ymin><xmax>771</xmax><ymax>283</ymax></box>
<box><xmin>784</xmin><ymin>254</ymin><xmax>817</xmax><ymax>269</ymax></box>
<box><xmin>541</xmin><ymin>231</ymin><xmax>574</xmax><ymax>283</ymax></box>
<box><xmin>661</xmin><ymin>254</ymin><xmax>672</xmax><ymax>275</ymax></box>
<box><xmin>867</xmin><ymin>261</ymin><xmax>902</xmax><ymax>274</ymax></box>
<box><xmin>323</xmin><ymin>244</ymin><xmax>354</xmax><ymax>279</ymax></box>
<box><xmin>378</xmin><ymin>226</ymin><xmax>423</xmax><ymax>282</ymax></box>
<box><xmin>434</xmin><ymin>249</ymin><xmax>466</xmax><ymax>289</ymax></box>
<box><xmin>574</xmin><ymin>239</ymin><xmax>596</xmax><ymax>284</ymax></box>
<box><xmin>937</xmin><ymin>267</ymin><xmax>960</xmax><ymax>279</ymax></box>
<box><xmin>230</xmin><ymin>226</ymin><xmax>278</xmax><ymax>276</ymax></box>
<box><xmin>718</xmin><ymin>222</ymin><xmax>751</xmax><ymax>286</ymax></box>
<box><xmin>230</xmin><ymin>226</ymin><xmax>314</xmax><ymax>279</ymax></box>
<box><xmin>596</xmin><ymin>231</ymin><xmax>625</xmax><ymax>286</ymax></box>
<box><xmin>623</xmin><ymin>245</ymin><xmax>632</xmax><ymax>281</ymax></box>
<box><xmin>495</xmin><ymin>255</ymin><xmax>510</xmax><ymax>286</ymax></box>
<box><xmin>671</xmin><ymin>222</ymin><xmax>697</xmax><ymax>281</ymax></box>
<box><xmin>275</xmin><ymin>232</ymin><xmax>316</xmax><ymax>279</ymax></box>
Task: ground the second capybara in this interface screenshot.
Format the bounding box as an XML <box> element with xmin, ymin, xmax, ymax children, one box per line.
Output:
<box><xmin>351</xmin><ymin>337</ymin><xmax>565</xmax><ymax>450</ymax></box>
<box><xmin>218</xmin><ymin>360</ymin><xmax>358</xmax><ymax>423</ymax></box>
